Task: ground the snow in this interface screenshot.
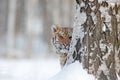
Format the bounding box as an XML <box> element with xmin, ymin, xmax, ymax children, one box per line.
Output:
<box><xmin>99</xmin><ymin>6</ymin><xmax>111</xmax><ymax>22</ymax></box>
<box><xmin>74</xmin><ymin>5</ymin><xmax>86</xmax><ymax>26</ymax></box>
<box><xmin>80</xmin><ymin>2</ymin><xmax>85</xmax><ymax>7</ymax></box>
<box><xmin>89</xmin><ymin>0</ymin><xmax>94</xmax><ymax>2</ymax></box>
<box><xmin>98</xmin><ymin>62</ymin><xmax>109</xmax><ymax>75</ymax></box>
<box><xmin>115</xmin><ymin>48</ymin><xmax>120</xmax><ymax>77</ymax></box>
<box><xmin>102</xmin><ymin>24</ymin><xmax>106</xmax><ymax>32</ymax></box>
<box><xmin>98</xmin><ymin>0</ymin><xmax>106</xmax><ymax>3</ymax></box>
<box><xmin>98</xmin><ymin>0</ymin><xmax>120</xmax><ymax>5</ymax></box>
<box><xmin>116</xmin><ymin>73</ymin><xmax>120</xmax><ymax>80</ymax></box>
<box><xmin>0</xmin><ymin>59</ymin><xmax>96</xmax><ymax>80</ymax></box>
<box><xmin>49</xmin><ymin>61</ymin><xmax>95</xmax><ymax>80</ymax></box>
<box><xmin>106</xmin><ymin>0</ymin><xmax>120</xmax><ymax>5</ymax></box>
<box><xmin>0</xmin><ymin>58</ymin><xmax>60</xmax><ymax>80</ymax></box>
<box><xmin>60</xmin><ymin>49</ymin><xmax>68</xmax><ymax>53</ymax></box>
<box><xmin>91</xmin><ymin>12</ymin><xmax>97</xmax><ymax>24</ymax></box>
<box><xmin>66</xmin><ymin>26</ymin><xmax>84</xmax><ymax>65</ymax></box>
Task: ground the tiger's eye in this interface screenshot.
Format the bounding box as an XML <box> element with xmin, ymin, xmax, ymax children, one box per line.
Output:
<box><xmin>58</xmin><ymin>34</ymin><xmax>63</xmax><ymax>39</ymax></box>
<box><xmin>69</xmin><ymin>36</ymin><xmax>72</xmax><ymax>40</ymax></box>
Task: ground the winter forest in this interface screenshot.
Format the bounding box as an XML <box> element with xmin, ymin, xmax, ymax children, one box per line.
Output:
<box><xmin>0</xmin><ymin>0</ymin><xmax>120</xmax><ymax>80</ymax></box>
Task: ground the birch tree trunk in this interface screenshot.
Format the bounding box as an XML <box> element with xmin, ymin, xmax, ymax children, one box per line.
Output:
<box><xmin>67</xmin><ymin>0</ymin><xmax>120</xmax><ymax>80</ymax></box>
<box><xmin>0</xmin><ymin>0</ymin><xmax>8</xmax><ymax>57</ymax></box>
<box><xmin>25</xmin><ymin>0</ymin><xmax>41</xmax><ymax>58</ymax></box>
<box><xmin>7</xmin><ymin>0</ymin><xmax>17</xmax><ymax>58</ymax></box>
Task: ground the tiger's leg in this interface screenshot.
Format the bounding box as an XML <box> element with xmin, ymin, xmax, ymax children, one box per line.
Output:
<box><xmin>59</xmin><ymin>53</ymin><xmax>67</xmax><ymax>68</ymax></box>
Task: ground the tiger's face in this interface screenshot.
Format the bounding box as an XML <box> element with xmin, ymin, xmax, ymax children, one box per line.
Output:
<box><xmin>51</xmin><ymin>25</ymin><xmax>73</xmax><ymax>53</ymax></box>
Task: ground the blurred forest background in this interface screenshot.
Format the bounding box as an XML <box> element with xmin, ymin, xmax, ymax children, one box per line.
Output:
<box><xmin>0</xmin><ymin>0</ymin><xmax>74</xmax><ymax>59</ymax></box>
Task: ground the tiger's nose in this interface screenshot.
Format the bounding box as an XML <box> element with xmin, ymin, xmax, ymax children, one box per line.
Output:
<box><xmin>64</xmin><ymin>43</ymin><xmax>67</xmax><ymax>46</ymax></box>
<box><xmin>63</xmin><ymin>44</ymin><xmax>69</xmax><ymax>50</ymax></box>
<box><xmin>65</xmin><ymin>40</ymin><xmax>70</xmax><ymax>45</ymax></box>
<box><xmin>63</xmin><ymin>42</ymin><xmax>69</xmax><ymax>47</ymax></box>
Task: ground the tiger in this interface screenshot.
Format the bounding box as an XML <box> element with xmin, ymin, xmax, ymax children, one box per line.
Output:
<box><xmin>51</xmin><ymin>24</ymin><xmax>73</xmax><ymax>68</ymax></box>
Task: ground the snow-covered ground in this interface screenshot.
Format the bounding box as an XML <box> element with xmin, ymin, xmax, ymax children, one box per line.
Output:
<box><xmin>49</xmin><ymin>61</ymin><xmax>95</xmax><ymax>80</ymax></box>
<box><xmin>2</xmin><ymin>57</ymin><xmax>119</xmax><ymax>80</ymax></box>
<box><xmin>0</xmin><ymin>58</ymin><xmax>60</xmax><ymax>80</ymax></box>
<box><xmin>0</xmin><ymin>58</ymin><xmax>96</xmax><ymax>80</ymax></box>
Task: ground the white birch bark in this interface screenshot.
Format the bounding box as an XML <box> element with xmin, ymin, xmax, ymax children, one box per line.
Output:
<box><xmin>66</xmin><ymin>0</ymin><xmax>120</xmax><ymax>80</ymax></box>
<box><xmin>25</xmin><ymin>0</ymin><xmax>41</xmax><ymax>57</ymax></box>
<box><xmin>7</xmin><ymin>0</ymin><xmax>17</xmax><ymax>58</ymax></box>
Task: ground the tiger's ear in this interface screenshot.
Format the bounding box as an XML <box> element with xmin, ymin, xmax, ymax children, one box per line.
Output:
<box><xmin>51</xmin><ymin>24</ymin><xmax>59</xmax><ymax>32</ymax></box>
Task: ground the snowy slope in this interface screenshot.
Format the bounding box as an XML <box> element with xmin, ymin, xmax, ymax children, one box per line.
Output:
<box><xmin>49</xmin><ymin>61</ymin><xmax>96</xmax><ymax>80</ymax></box>
<box><xmin>0</xmin><ymin>58</ymin><xmax>60</xmax><ymax>80</ymax></box>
